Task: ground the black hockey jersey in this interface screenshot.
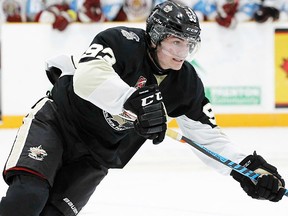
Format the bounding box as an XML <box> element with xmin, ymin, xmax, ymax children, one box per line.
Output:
<box><xmin>51</xmin><ymin>26</ymin><xmax>240</xmax><ymax>171</ymax></box>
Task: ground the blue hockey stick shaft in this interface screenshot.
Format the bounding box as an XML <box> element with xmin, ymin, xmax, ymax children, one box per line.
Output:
<box><xmin>166</xmin><ymin>128</ymin><xmax>288</xmax><ymax>197</ymax></box>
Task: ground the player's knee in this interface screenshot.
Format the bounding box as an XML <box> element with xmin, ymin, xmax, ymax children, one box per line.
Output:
<box><xmin>0</xmin><ymin>174</ymin><xmax>50</xmax><ymax>216</ymax></box>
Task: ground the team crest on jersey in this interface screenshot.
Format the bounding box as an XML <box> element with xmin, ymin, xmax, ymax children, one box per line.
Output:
<box><xmin>103</xmin><ymin>76</ymin><xmax>147</xmax><ymax>131</ymax></box>
<box><xmin>103</xmin><ymin>111</ymin><xmax>134</xmax><ymax>131</ymax></box>
<box><xmin>28</xmin><ymin>145</ymin><xmax>47</xmax><ymax>161</ymax></box>
<box><xmin>135</xmin><ymin>76</ymin><xmax>147</xmax><ymax>89</ymax></box>
<box><xmin>121</xmin><ymin>29</ymin><xmax>140</xmax><ymax>42</ymax></box>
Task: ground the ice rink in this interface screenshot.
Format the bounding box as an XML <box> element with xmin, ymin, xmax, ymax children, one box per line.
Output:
<box><xmin>0</xmin><ymin>127</ymin><xmax>287</xmax><ymax>216</ymax></box>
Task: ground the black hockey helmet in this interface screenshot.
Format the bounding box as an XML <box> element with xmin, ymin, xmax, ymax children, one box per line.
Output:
<box><xmin>146</xmin><ymin>1</ymin><xmax>201</xmax><ymax>60</ymax></box>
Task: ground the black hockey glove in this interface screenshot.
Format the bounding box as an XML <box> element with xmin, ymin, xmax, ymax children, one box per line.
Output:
<box><xmin>231</xmin><ymin>151</ymin><xmax>285</xmax><ymax>202</ymax></box>
<box><xmin>124</xmin><ymin>84</ymin><xmax>167</xmax><ymax>144</ymax></box>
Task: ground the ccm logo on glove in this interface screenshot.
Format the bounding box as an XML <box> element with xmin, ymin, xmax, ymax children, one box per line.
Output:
<box><xmin>141</xmin><ymin>91</ymin><xmax>162</xmax><ymax>106</ymax></box>
<box><xmin>124</xmin><ymin>84</ymin><xmax>167</xmax><ymax>144</ymax></box>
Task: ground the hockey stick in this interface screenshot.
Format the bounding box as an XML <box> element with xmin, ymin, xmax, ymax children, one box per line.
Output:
<box><xmin>166</xmin><ymin>128</ymin><xmax>288</xmax><ymax>197</ymax></box>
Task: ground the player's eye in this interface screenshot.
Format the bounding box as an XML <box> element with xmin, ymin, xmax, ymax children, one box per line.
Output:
<box><xmin>173</xmin><ymin>41</ymin><xmax>180</xmax><ymax>45</ymax></box>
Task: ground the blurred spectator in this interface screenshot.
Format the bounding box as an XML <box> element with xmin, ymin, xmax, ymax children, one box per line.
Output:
<box><xmin>1</xmin><ymin>0</ymin><xmax>287</xmax><ymax>27</ymax></box>
<box><xmin>100</xmin><ymin>0</ymin><xmax>127</xmax><ymax>21</ymax></box>
<box><xmin>235</xmin><ymin>0</ymin><xmax>260</xmax><ymax>22</ymax></box>
<box><xmin>25</xmin><ymin>0</ymin><xmax>46</xmax><ymax>21</ymax></box>
<box><xmin>254</xmin><ymin>0</ymin><xmax>280</xmax><ymax>23</ymax></box>
<box><xmin>34</xmin><ymin>1</ymin><xmax>77</xmax><ymax>31</ymax></box>
<box><xmin>123</xmin><ymin>0</ymin><xmax>153</xmax><ymax>21</ymax></box>
<box><xmin>2</xmin><ymin>0</ymin><xmax>25</xmax><ymax>22</ymax></box>
<box><xmin>191</xmin><ymin>0</ymin><xmax>217</xmax><ymax>21</ymax></box>
<box><xmin>215</xmin><ymin>0</ymin><xmax>239</xmax><ymax>28</ymax></box>
<box><xmin>76</xmin><ymin>0</ymin><xmax>105</xmax><ymax>23</ymax></box>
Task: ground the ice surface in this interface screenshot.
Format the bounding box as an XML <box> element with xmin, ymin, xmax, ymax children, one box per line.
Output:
<box><xmin>0</xmin><ymin>127</ymin><xmax>287</xmax><ymax>216</ymax></box>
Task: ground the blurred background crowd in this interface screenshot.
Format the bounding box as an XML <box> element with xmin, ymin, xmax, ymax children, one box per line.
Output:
<box><xmin>1</xmin><ymin>0</ymin><xmax>288</xmax><ymax>30</ymax></box>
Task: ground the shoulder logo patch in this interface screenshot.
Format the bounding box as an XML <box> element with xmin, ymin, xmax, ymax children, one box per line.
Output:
<box><xmin>121</xmin><ymin>29</ymin><xmax>140</xmax><ymax>42</ymax></box>
<box><xmin>135</xmin><ymin>76</ymin><xmax>147</xmax><ymax>89</ymax></box>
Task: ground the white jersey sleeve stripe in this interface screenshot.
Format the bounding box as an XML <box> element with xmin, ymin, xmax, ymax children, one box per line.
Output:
<box><xmin>176</xmin><ymin>115</ymin><xmax>247</xmax><ymax>175</ymax></box>
<box><xmin>73</xmin><ymin>59</ymin><xmax>136</xmax><ymax>115</ymax></box>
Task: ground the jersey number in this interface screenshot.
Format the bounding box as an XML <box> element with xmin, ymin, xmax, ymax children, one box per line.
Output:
<box><xmin>203</xmin><ymin>102</ymin><xmax>216</xmax><ymax>126</ymax></box>
<box><xmin>81</xmin><ymin>44</ymin><xmax>116</xmax><ymax>65</ymax></box>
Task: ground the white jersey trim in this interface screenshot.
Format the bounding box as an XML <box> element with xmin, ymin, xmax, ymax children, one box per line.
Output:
<box><xmin>176</xmin><ymin>115</ymin><xmax>247</xmax><ymax>175</ymax></box>
<box><xmin>73</xmin><ymin>59</ymin><xmax>136</xmax><ymax>115</ymax></box>
<box><xmin>6</xmin><ymin>98</ymin><xmax>51</xmax><ymax>169</ymax></box>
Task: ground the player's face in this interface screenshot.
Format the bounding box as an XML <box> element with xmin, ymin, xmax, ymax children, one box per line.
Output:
<box><xmin>156</xmin><ymin>35</ymin><xmax>190</xmax><ymax>70</ymax></box>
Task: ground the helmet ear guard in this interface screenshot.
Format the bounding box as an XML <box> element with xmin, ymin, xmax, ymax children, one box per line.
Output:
<box><xmin>148</xmin><ymin>24</ymin><xmax>169</xmax><ymax>46</ymax></box>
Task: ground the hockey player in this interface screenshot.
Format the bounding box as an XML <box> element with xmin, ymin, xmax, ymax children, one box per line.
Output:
<box><xmin>0</xmin><ymin>1</ymin><xmax>286</xmax><ymax>216</ymax></box>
